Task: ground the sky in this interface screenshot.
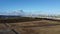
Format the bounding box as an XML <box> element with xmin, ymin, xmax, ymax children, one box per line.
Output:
<box><xmin>0</xmin><ymin>0</ymin><xmax>60</xmax><ymax>16</ymax></box>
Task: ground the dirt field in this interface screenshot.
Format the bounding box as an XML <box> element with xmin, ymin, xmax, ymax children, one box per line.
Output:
<box><xmin>0</xmin><ymin>19</ymin><xmax>60</xmax><ymax>34</ymax></box>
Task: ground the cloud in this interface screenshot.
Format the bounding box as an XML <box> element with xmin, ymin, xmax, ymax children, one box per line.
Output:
<box><xmin>0</xmin><ymin>10</ymin><xmax>24</xmax><ymax>15</ymax></box>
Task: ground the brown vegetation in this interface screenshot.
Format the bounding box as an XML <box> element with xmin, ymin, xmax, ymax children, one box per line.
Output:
<box><xmin>0</xmin><ymin>17</ymin><xmax>42</xmax><ymax>23</ymax></box>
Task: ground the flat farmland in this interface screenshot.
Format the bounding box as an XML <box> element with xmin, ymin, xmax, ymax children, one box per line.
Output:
<box><xmin>6</xmin><ymin>19</ymin><xmax>60</xmax><ymax>34</ymax></box>
<box><xmin>0</xmin><ymin>17</ymin><xmax>60</xmax><ymax>34</ymax></box>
